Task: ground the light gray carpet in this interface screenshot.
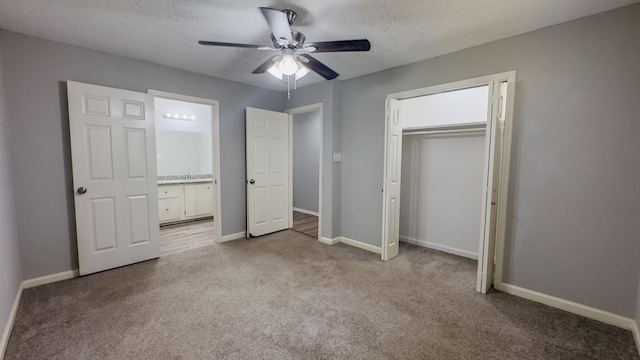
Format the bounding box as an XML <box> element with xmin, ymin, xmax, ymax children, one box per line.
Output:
<box><xmin>5</xmin><ymin>230</ymin><xmax>639</xmax><ymax>359</ymax></box>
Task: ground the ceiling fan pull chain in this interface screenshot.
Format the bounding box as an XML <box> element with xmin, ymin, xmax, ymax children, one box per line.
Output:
<box><xmin>287</xmin><ymin>75</ymin><xmax>291</xmax><ymax>99</ymax></box>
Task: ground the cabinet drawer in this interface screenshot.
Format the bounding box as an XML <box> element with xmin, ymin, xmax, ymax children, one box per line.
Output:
<box><xmin>158</xmin><ymin>198</ymin><xmax>183</xmax><ymax>222</ymax></box>
<box><xmin>158</xmin><ymin>185</ymin><xmax>183</xmax><ymax>199</ymax></box>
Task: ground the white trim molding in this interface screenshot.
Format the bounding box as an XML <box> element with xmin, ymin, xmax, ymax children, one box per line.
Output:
<box><xmin>495</xmin><ymin>283</ymin><xmax>636</xmax><ymax>329</ymax></box>
<box><xmin>1</xmin><ymin>283</ymin><xmax>23</xmax><ymax>358</ymax></box>
<box><xmin>633</xmin><ymin>320</ymin><xmax>640</xmax><ymax>356</ymax></box>
<box><xmin>319</xmin><ymin>237</ymin><xmax>341</xmax><ymax>245</ymax></box>
<box><xmin>22</xmin><ymin>270</ymin><xmax>79</xmax><ymax>289</ymax></box>
<box><xmin>292</xmin><ymin>207</ymin><xmax>319</xmax><ymax>217</ymax></box>
<box><xmin>2</xmin><ymin>269</ymin><xmax>80</xmax><ymax>357</ymax></box>
<box><xmin>340</xmin><ymin>237</ymin><xmax>382</xmax><ymax>254</ymax></box>
<box><xmin>219</xmin><ymin>232</ymin><xmax>246</xmax><ymax>243</ymax></box>
<box><xmin>400</xmin><ymin>236</ymin><xmax>478</xmax><ymax>260</ymax></box>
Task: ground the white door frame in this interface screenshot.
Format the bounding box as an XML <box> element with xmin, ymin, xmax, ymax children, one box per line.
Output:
<box><xmin>382</xmin><ymin>71</ymin><xmax>516</xmax><ymax>292</ymax></box>
<box><xmin>285</xmin><ymin>103</ymin><xmax>323</xmax><ymax>241</ymax></box>
<box><xmin>147</xmin><ymin>89</ymin><xmax>223</xmax><ymax>244</ymax></box>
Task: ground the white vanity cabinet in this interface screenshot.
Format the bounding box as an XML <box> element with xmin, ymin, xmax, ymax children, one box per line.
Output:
<box><xmin>158</xmin><ymin>182</ymin><xmax>213</xmax><ymax>224</ymax></box>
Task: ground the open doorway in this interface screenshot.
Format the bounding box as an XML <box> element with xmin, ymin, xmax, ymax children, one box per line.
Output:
<box><xmin>148</xmin><ymin>90</ymin><xmax>222</xmax><ymax>256</ymax></box>
<box><xmin>286</xmin><ymin>104</ymin><xmax>323</xmax><ymax>240</ymax></box>
<box><xmin>382</xmin><ymin>72</ymin><xmax>515</xmax><ymax>293</ymax></box>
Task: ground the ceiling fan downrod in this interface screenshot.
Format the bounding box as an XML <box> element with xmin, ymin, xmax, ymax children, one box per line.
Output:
<box><xmin>282</xmin><ymin>9</ymin><xmax>297</xmax><ymax>26</ymax></box>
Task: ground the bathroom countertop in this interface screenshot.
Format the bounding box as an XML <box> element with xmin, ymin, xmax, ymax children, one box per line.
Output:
<box><xmin>158</xmin><ymin>178</ymin><xmax>214</xmax><ymax>185</ymax></box>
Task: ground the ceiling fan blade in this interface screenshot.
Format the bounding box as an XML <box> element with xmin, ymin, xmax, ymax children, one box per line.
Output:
<box><xmin>303</xmin><ymin>39</ymin><xmax>371</xmax><ymax>53</ymax></box>
<box><xmin>252</xmin><ymin>56</ymin><xmax>280</xmax><ymax>74</ymax></box>
<box><xmin>198</xmin><ymin>41</ymin><xmax>272</xmax><ymax>49</ymax></box>
<box><xmin>298</xmin><ymin>54</ymin><xmax>339</xmax><ymax>80</ymax></box>
<box><xmin>260</xmin><ymin>7</ymin><xmax>292</xmax><ymax>42</ymax></box>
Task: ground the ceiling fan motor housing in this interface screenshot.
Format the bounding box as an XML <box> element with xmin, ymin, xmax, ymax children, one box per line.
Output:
<box><xmin>271</xmin><ymin>31</ymin><xmax>306</xmax><ymax>49</ymax></box>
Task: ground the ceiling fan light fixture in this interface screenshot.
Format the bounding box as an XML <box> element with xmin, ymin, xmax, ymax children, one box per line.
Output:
<box><xmin>295</xmin><ymin>66</ymin><xmax>309</xmax><ymax>80</ymax></box>
<box><xmin>279</xmin><ymin>54</ymin><xmax>298</xmax><ymax>76</ymax></box>
<box><xmin>267</xmin><ymin>61</ymin><xmax>283</xmax><ymax>79</ymax></box>
<box><xmin>268</xmin><ymin>58</ymin><xmax>309</xmax><ymax>81</ymax></box>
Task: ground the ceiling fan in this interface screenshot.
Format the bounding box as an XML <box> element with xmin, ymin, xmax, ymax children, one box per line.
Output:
<box><xmin>198</xmin><ymin>7</ymin><xmax>371</xmax><ymax>81</ymax></box>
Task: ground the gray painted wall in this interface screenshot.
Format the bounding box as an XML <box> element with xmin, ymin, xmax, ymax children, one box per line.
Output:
<box><xmin>292</xmin><ymin>111</ymin><xmax>320</xmax><ymax>213</ymax></box>
<box><xmin>286</xmin><ymin>81</ymin><xmax>342</xmax><ymax>239</ymax></box>
<box><xmin>0</xmin><ymin>31</ymin><xmax>284</xmax><ymax>279</ymax></box>
<box><xmin>340</xmin><ymin>5</ymin><xmax>640</xmax><ymax>317</ymax></box>
<box><xmin>0</xmin><ymin>44</ymin><xmax>23</xmax><ymax>352</ymax></box>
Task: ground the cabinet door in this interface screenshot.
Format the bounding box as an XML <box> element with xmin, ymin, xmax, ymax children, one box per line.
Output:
<box><xmin>184</xmin><ymin>183</ymin><xmax>213</xmax><ymax>218</ymax></box>
<box><xmin>159</xmin><ymin>198</ymin><xmax>183</xmax><ymax>222</ymax></box>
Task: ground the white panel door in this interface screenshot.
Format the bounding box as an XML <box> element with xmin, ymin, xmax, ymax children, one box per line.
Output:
<box><xmin>68</xmin><ymin>81</ymin><xmax>160</xmax><ymax>276</ymax></box>
<box><xmin>382</xmin><ymin>98</ymin><xmax>402</xmax><ymax>261</ymax></box>
<box><xmin>246</xmin><ymin>107</ymin><xmax>290</xmax><ymax>237</ymax></box>
<box><xmin>476</xmin><ymin>81</ymin><xmax>506</xmax><ymax>293</ymax></box>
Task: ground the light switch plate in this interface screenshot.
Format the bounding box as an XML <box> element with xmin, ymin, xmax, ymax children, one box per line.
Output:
<box><xmin>333</xmin><ymin>153</ymin><xmax>342</xmax><ymax>162</ymax></box>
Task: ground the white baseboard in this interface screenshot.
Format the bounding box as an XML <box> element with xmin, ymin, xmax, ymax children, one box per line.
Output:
<box><xmin>400</xmin><ymin>236</ymin><xmax>478</xmax><ymax>260</ymax></box>
<box><xmin>2</xmin><ymin>269</ymin><xmax>80</xmax><ymax>358</ymax></box>
<box><xmin>632</xmin><ymin>320</ymin><xmax>640</xmax><ymax>357</ymax></box>
<box><xmin>1</xmin><ymin>283</ymin><xmax>23</xmax><ymax>359</ymax></box>
<box><xmin>319</xmin><ymin>237</ymin><xmax>341</xmax><ymax>245</ymax></box>
<box><xmin>22</xmin><ymin>270</ymin><xmax>79</xmax><ymax>289</ymax></box>
<box><xmin>339</xmin><ymin>236</ymin><xmax>382</xmax><ymax>254</ymax></box>
<box><xmin>292</xmin><ymin>207</ymin><xmax>319</xmax><ymax>217</ymax></box>
<box><xmin>219</xmin><ymin>231</ymin><xmax>246</xmax><ymax>243</ymax></box>
<box><xmin>495</xmin><ymin>282</ymin><xmax>635</xmax><ymax>330</ymax></box>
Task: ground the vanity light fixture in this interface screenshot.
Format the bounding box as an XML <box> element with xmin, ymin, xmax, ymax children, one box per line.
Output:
<box><xmin>163</xmin><ymin>112</ymin><xmax>196</xmax><ymax>121</ymax></box>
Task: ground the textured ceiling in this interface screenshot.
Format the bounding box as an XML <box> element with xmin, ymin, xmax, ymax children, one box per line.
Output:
<box><xmin>0</xmin><ymin>0</ymin><xmax>637</xmax><ymax>91</ymax></box>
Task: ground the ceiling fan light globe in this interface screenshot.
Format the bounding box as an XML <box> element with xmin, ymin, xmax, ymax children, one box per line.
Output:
<box><xmin>295</xmin><ymin>66</ymin><xmax>309</xmax><ymax>80</ymax></box>
<box><xmin>279</xmin><ymin>55</ymin><xmax>298</xmax><ymax>76</ymax></box>
<box><xmin>268</xmin><ymin>62</ymin><xmax>283</xmax><ymax>80</ymax></box>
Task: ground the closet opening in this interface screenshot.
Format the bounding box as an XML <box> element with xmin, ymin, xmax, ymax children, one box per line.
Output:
<box><xmin>382</xmin><ymin>72</ymin><xmax>515</xmax><ymax>293</ymax></box>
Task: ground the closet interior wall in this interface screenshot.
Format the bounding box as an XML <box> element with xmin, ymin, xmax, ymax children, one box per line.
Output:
<box><xmin>398</xmin><ymin>86</ymin><xmax>489</xmax><ymax>259</ymax></box>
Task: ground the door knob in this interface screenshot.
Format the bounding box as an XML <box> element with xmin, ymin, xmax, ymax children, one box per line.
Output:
<box><xmin>77</xmin><ymin>187</ymin><xmax>88</xmax><ymax>195</ymax></box>
<box><xmin>249</xmin><ymin>179</ymin><xmax>255</xmax><ymax>185</ymax></box>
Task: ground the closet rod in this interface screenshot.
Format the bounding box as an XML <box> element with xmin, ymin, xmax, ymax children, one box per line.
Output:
<box><xmin>403</xmin><ymin>128</ymin><xmax>486</xmax><ymax>136</ymax></box>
